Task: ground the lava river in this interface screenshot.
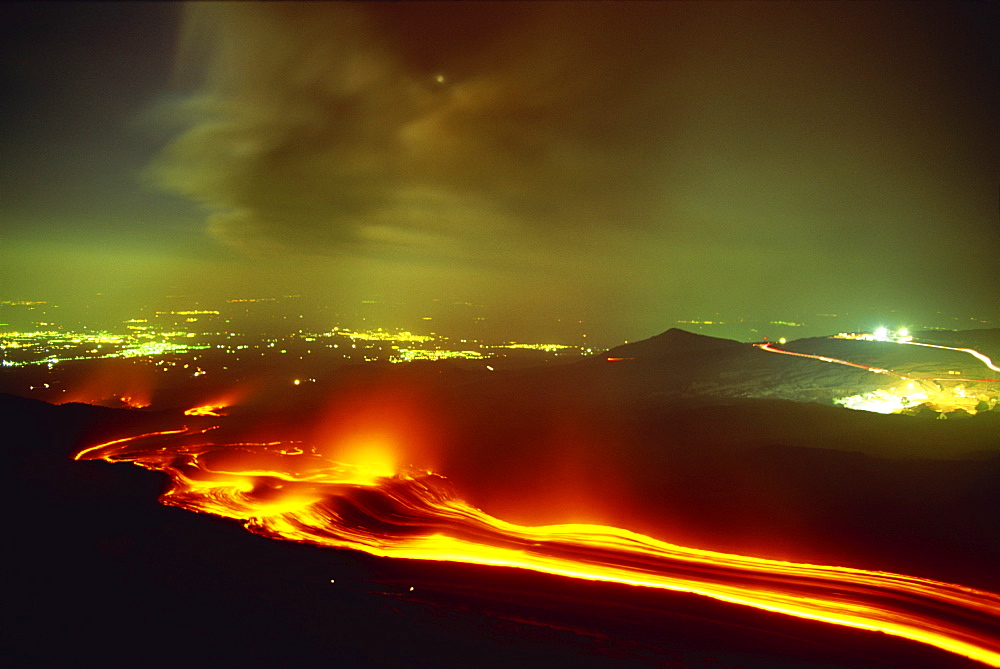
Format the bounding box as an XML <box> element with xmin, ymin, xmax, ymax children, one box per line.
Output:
<box><xmin>75</xmin><ymin>427</ymin><xmax>1000</xmax><ymax>666</ymax></box>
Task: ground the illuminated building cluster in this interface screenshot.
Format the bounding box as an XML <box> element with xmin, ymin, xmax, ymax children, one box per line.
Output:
<box><xmin>756</xmin><ymin>330</ymin><xmax>1000</xmax><ymax>417</ymax></box>
<box><xmin>0</xmin><ymin>329</ymin><xmax>208</xmax><ymax>368</ymax></box>
<box><xmin>390</xmin><ymin>348</ymin><xmax>482</xmax><ymax>363</ymax></box>
<box><xmin>824</xmin><ymin>330</ymin><xmax>1000</xmax><ymax>416</ymax></box>
<box><xmin>4</xmin><ymin>300</ymin><xmax>996</xmax><ymax>418</ymax></box>
<box><xmin>0</xmin><ymin>300</ymin><xmax>594</xmax><ymax>378</ymax></box>
<box><xmin>835</xmin><ymin>381</ymin><xmax>997</xmax><ymax>417</ymax></box>
<box><xmin>834</xmin><ymin>328</ymin><xmax>913</xmax><ymax>343</ymax></box>
<box><xmin>331</xmin><ymin>328</ymin><xmax>434</xmax><ymax>343</ymax></box>
<box><xmin>497</xmin><ymin>343</ymin><xmax>574</xmax><ymax>352</ymax></box>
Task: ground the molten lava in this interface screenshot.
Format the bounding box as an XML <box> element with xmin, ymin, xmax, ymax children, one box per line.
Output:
<box><xmin>184</xmin><ymin>403</ymin><xmax>229</xmax><ymax>417</ymax></box>
<box><xmin>75</xmin><ymin>428</ymin><xmax>1000</xmax><ymax>666</ymax></box>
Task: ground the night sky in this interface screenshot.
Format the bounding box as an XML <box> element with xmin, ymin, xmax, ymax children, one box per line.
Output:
<box><xmin>2</xmin><ymin>2</ymin><xmax>997</xmax><ymax>341</ymax></box>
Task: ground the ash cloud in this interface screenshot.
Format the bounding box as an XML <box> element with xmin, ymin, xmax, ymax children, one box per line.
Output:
<box><xmin>146</xmin><ymin>2</ymin><xmax>999</xmax><ymax>327</ymax></box>
<box><xmin>150</xmin><ymin>3</ymin><xmax>683</xmax><ymax>263</ymax></box>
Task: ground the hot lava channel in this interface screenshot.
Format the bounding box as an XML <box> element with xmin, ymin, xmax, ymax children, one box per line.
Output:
<box><xmin>75</xmin><ymin>428</ymin><xmax>1000</xmax><ymax>667</ymax></box>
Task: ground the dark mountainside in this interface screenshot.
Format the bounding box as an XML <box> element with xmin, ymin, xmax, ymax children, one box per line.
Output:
<box><xmin>606</xmin><ymin>328</ymin><xmax>746</xmax><ymax>358</ymax></box>
<box><xmin>5</xmin><ymin>328</ymin><xmax>999</xmax><ymax>667</ymax></box>
<box><xmin>429</xmin><ymin>330</ymin><xmax>999</xmax><ymax>588</ymax></box>
<box><xmin>6</xmin><ymin>394</ymin><xmax>990</xmax><ymax>669</ymax></box>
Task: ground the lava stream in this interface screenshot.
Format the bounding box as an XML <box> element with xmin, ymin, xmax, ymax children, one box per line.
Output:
<box><xmin>76</xmin><ymin>429</ymin><xmax>1000</xmax><ymax>666</ymax></box>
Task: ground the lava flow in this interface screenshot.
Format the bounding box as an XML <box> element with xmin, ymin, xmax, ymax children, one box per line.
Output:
<box><xmin>75</xmin><ymin>428</ymin><xmax>1000</xmax><ymax>666</ymax></box>
<box><xmin>184</xmin><ymin>404</ymin><xmax>229</xmax><ymax>417</ymax></box>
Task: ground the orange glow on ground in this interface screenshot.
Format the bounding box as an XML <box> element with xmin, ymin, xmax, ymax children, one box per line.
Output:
<box><xmin>331</xmin><ymin>433</ymin><xmax>398</xmax><ymax>482</ymax></box>
<box><xmin>118</xmin><ymin>395</ymin><xmax>151</xmax><ymax>409</ymax></box>
<box><xmin>57</xmin><ymin>360</ymin><xmax>155</xmax><ymax>409</ymax></box>
<box><xmin>184</xmin><ymin>403</ymin><xmax>230</xmax><ymax>417</ymax></box>
<box><xmin>76</xmin><ymin>429</ymin><xmax>1000</xmax><ymax>667</ymax></box>
<box><xmin>183</xmin><ymin>388</ymin><xmax>253</xmax><ymax>417</ymax></box>
<box><xmin>310</xmin><ymin>382</ymin><xmax>444</xmax><ymax>476</ymax></box>
<box><xmin>57</xmin><ymin>392</ymin><xmax>152</xmax><ymax>409</ymax></box>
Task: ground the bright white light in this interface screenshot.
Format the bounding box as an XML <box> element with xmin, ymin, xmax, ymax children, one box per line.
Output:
<box><xmin>874</xmin><ymin>327</ymin><xmax>889</xmax><ymax>341</ymax></box>
<box><xmin>898</xmin><ymin>328</ymin><xmax>909</xmax><ymax>338</ymax></box>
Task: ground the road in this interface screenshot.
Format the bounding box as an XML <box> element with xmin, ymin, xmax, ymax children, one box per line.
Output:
<box><xmin>754</xmin><ymin>340</ymin><xmax>1000</xmax><ymax>384</ymax></box>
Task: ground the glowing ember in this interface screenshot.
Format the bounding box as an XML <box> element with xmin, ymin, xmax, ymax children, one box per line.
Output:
<box><xmin>184</xmin><ymin>404</ymin><xmax>229</xmax><ymax>417</ymax></box>
<box><xmin>75</xmin><ymin>429</ymin><xmax>1000</xmax><ymax>666</ymax></box>
<box><xmin>119</xmin><ymin>395</ymin><xmax>151</xmax><ymax>409</ymax></box>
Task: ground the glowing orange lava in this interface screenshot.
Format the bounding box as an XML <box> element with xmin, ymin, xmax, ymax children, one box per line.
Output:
<box><xmin>184</xmin><ymin>404</ymin><xmax>229</xmax><ymax>417</ymax></box>
<box><xmin>119</xmin><ymin>395</ymin><xmax>151</xmax><ymax>409</ymax></box>
<box><xmin>75</xmin><ymin>429</ymin><xmax>1000</xmax><ymax>666</ymax></box>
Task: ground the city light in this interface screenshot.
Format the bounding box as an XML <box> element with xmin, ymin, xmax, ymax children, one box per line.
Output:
<box><xmin>0</xmin><ymin>299</ymin><xmax>595</xmax><ymax>373</ymax></box>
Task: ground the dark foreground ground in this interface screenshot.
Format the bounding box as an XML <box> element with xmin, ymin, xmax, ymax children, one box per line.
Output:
<box><xmin>5</xmin><ymin>392</ymin><xmax>997</xmax><ymax>668</ymax></box>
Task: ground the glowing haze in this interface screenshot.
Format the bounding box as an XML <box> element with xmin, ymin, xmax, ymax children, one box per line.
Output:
<box><xmin>2</xmin><ymin>3</ymin><xmax>997</xmax><ymax>341</ymax></box>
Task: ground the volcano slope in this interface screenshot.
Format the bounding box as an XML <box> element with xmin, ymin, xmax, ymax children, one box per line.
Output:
<box><xmin>4</xmin><ymin>328</ymin><xmax>998</xmax><ymax>667</ymax></box>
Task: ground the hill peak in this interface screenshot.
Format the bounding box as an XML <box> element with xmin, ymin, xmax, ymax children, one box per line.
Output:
<box><xmin>606</xmin><ymin>328</ymin><xmax>743</xmax><ymax>359</ymax></box>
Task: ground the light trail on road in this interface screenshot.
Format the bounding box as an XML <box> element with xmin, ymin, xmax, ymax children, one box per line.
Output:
<box><xmin>753</xmin><ymin>343</ymin><xmax>903</xmax><ymax>377</ymax></box>
<box><xmin>900</xmin><ymin>341</ymin><xmax>1000</xmax><ymax>373</ymax></box>
<box><xmin>754</xmin><ymin>342</ymin><xmax>1000</xmax><ymax>383</ymax></box>
<box><xmin>76</xmin><ymin>428</ymin><xmax>1000</xmax><ymax>667</ymax></box>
